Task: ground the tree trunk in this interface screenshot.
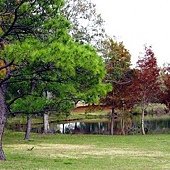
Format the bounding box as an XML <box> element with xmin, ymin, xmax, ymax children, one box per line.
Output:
<box><xmin>0</xmin><ymin>87</ymin><xmax>7</xmax><ymax>160</ymax></box>
<box><xmin>43</xmin><ymin>91</ymin><xmax>51</xmax><ymax>134</ymax></box>
<box><xmin>141</xmin><ymin>109</ymin><xmax>145</xmax><ymax>135</ymax></box>
<box><xmin>24</xmin><ymin>114</ymin><xmax>32</xmax><ymax>140</ymax></box>
<box><xmin>110</xmin><ymin>107</ymin><xmax>114</xmax><ymax>135</ymax></box>
<box><xmin>121</xmin><ymin>118</ymin><xmax>125</xmax><ymax>135</ymax></box>
<box><xmin>98</xmin><ymin>122</ymin><xmax>101</xmax><ymax>134</ymax></box>
<box><xmin>62</xmin><ymin>124</ymin><xmax>65</xmax><ymax>134</ymax></box>
<box><xmin>43</xmin><ymin>113</ymin><xmax>50</xmax><ymax>134</ymax></box>
<box><xmin>75</xmin><ymin>122</ymin><xmax>78</xmax><ymax>130</ymax></box>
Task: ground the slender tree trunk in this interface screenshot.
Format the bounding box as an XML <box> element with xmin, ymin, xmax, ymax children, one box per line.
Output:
<box><xmin>121</xmin><ymin>118</ymin><xmax>125</xmax><ymax>135</ymax></box>
<box><xmin>24</xmin><ymin>114</ymin><xmax>32</xmax><ymax>140</ymax></box>
<box><xmin>62</xmin><ymin>124</ymin><xmax>65</xmax><ymax>134</ymax></box>
<box><xmin>43</xmin><ymin>91</ymin><xmax>51</xmax><ymax>134</ymax></box>
<box><xmin>98</xmin><ymin>122</ymin><xmax>101</xmax><ymax>134</ymax></box>
<box><xmin>141</xmin><ymin>109</ymin><xmax>145</xmax><ymax>135</ymax></box>
<box><xmin>0</xmin><ymin>87</ymin><xmax>7</xmax><ymax>160</ymax></box>
<box><xmin>121</xmin><ymin>102</ymin><xmax>125</xmax><ymax>135</ymax></box>
<box><xmin>43</xmin><ymin>113</ymin><xmax>50</xmax><ymax>134</ymax></box>
<box><xmin>110</xmin><ymin>107</ymin><xmax>114</xmax><ymax>135</ymax></box>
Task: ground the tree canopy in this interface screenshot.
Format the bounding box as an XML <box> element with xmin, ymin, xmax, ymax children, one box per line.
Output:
<box><xmin>62</xmin><ymin>0</ymin><xmax>106</xmax><ymax>51</ymax></box>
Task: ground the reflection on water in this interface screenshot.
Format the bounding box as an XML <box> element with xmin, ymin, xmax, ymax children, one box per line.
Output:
<box><xmin>58</xmin><ymin>122</ymin><xmax>110</xmax><ymax>134</ymax></box>
<box><xmin>9</xmin><ymin>118</ymin><xmax>170</xmax><ymax>135</ymax></box>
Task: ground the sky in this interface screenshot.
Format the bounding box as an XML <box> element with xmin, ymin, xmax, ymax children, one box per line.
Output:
<box><xmin>92</xmin><ymin>0</ymin><xmax>170</xmax><ymax>67</ymax></box>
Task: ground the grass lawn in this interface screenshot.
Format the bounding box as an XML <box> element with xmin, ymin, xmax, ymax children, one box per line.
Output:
<box><xmin>1</xmin><ymin>131</ymin><xmax>170</xmax><ymax>170</ymax></box>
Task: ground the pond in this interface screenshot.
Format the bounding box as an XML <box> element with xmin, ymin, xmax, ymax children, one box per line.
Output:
<box><xmin>8</xmin><ymin>118</ymin><xmax>170</xmax><ymax>134</ymax></box>
<box><xmin>53</xmin><ymin>121</ymin><xmax>110</xmax><ymax>134</ymax></box>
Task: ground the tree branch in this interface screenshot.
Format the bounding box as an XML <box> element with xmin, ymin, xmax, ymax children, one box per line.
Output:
<box><xmin>1</xmin><ymin>1</ymin><xmax>25</xmax><ymax>38</ymax></box>
<box><xmin>0</xmin><ymin>60</ymin><xmax>14</xmax><ymax>70</ymax></box>
<box><xmin>106</xmin><ymin>80</ymin><xmax>131</xmax><ymax>85</ymax></box>
<box><xmin>7</xmin><ymin>93</ymin><xmax>31</xmax><ymax>106</ymax></box>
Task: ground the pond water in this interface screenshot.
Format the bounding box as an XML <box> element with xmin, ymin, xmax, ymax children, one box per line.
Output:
<box><xmin>48</xmin><ymin>119</ymin><xmax>170</xmax><ymax>134</ymax></box>
<box><xmin>54</xmin><ymin>121</ymin><xmax>110</xmax><ymax>134</ymax></box>
<box><xmin>9</xmin><ymin>118</ymin><xmax>170</xmax><ymax>134</ymax></box>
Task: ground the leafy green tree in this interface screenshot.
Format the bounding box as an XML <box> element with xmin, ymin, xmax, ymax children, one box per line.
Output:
<box><xmin>7</xmin><ymin>40</ymin><xmax>109</xmax><ymax>139</ymax></box>
<box><xmin>0</xmin><ymin>0</ymin><xmax>109</xmax><ymax>160</ymax></box>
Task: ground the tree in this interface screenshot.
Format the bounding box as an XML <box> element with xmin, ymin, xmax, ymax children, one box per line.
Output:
<box><xmin>0</xmin><ymin>0</ymin><xmax>66</xmax><ymax>159</ymax></box>
<box><xmin>101</xmin><ymin>39</ymin><xmax>131</xmax><ymax>135</ymax></box>
<box><xmin>62</xmin><ymin>0</ymin><xmax>106</xmax><ymax>52</ymax></box>
<box><xmin>132</xmin><ymin>46</ymin><xmax>160</xmax><ymax>135</ymax></box>
<box><xmin>0</xmin><ymin>0</ymin><xmax>109</xmax><ymax>160</ymax></box>
<box><xmin>161</xmin><ymin>66</ymin><xmax>170</xmax><ymax>109</ymax></box>
<box><xmin>4</xmin><ymin>38</ymin><xmax>109</xmax><ymax>139</ymax></box>
<box><xmin>109</xmin><ymin>69</ymin><xmax>137</xmax><ymax>135</ymax></box>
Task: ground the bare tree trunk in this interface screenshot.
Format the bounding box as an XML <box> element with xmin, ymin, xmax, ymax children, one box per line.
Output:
<box><xmin>43</xmin><ymin>113</ymin><xmax>50</xmax><ymax>134</ymax></box>
<box><xmin>110</xmin><ymin>107</ymin><xmax>114</xmax><ymax>135</ymax></box>
<box><xmin>62</xmin><ymin>124</ymin><xmax>65</xmax><ymax>134</ymax></box>
<box><xmin>121</xmin><ymin>118</ymin><xmax>125</xmax><ymax>135</ymax></box>
<box><xmin>75</xmin><ymin>122</ymin><xmax>78</xmax><ymax>130</ymax></box>
<box><xmin>0</xmin><ymin>87</ymin><xmax>7</xmax><ymax>160</ymax></box>
<box><xmin>121</xmin><ymin>101</ymin><xmax>125</xmax><ymax>135</ymax></box>
<box><xmin>43</xmin><ymin>91</ymin><xmax>51</xmax><ymax>134</ymax></box>
<box><xmin>141</xmin><ymin>109</ymin><xmax>145</xmax><ymax>135</ymax></box>
<box><xmin>98</xmin><ymin>122</ymin><xmax>101</xmax><ymax>134</ymax></box>
<box><xmin>24</xmin><ymin>114</ymin><xmax>32</xmax><ymax>140</ymax></box>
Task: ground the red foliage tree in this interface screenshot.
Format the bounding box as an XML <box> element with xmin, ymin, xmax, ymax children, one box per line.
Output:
<box><xmin>131</xmin><ymin>46</ymin><xmax>160</xmax><ymax>134</ymax></box>
<box><xmin>109</xmin><ymin>69</ymin><xmax>137</xmax><ymax>135</ymax></box>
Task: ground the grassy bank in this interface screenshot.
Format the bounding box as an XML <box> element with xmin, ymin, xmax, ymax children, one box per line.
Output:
<box><xmin>6</xmin><ymin>110</ymin><xmax>109</xmax><ymax>125</ymax></box>
<box><xmin>1</xmin><ymin>131</ymin><xmax>170</xmax><ymax>169</ymax></box>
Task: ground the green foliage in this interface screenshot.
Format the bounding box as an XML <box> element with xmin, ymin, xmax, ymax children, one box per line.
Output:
<box><xmin>101</xmin><ymin>39</ymin><xmax>132</xmax><ymax>109</ymax></box>
<box><xmin>11</xmin><ymin>95</ymin><xmax>49</xmax><ymax>114</ymax></box>
<box><xmin>104</xmin><ymin>39</ymin><xmax>131</xmax><ymax>81</ymax></box>
<box><xmin>0</xmin><ymin>0</ymin><xmax>66</xmax><ymax>40</ymax></box>
<box><xmin>0</xmin><ymin>0</ymin><xmax>110</xmax><ymax>118</ymax></box>
<box><xmin>4</xmin><ymin>37</ymin><xmax>109</xmax><ymax>107</ymax></box>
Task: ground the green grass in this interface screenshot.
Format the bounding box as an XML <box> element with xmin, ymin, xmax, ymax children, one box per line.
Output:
<box><xmin>145</xmin><ymin>114</ymin><xmax>170</xmax><ymax>121</ymax></box>
<box><xmin>7</xmin><ymin>111</ymin><xmax>109</xmax><ymax>126</ymax></box>
<box><xmin>1</xmin><ymin>131</ymin><xmax>170</xmax><ymax>170</ymax></box>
